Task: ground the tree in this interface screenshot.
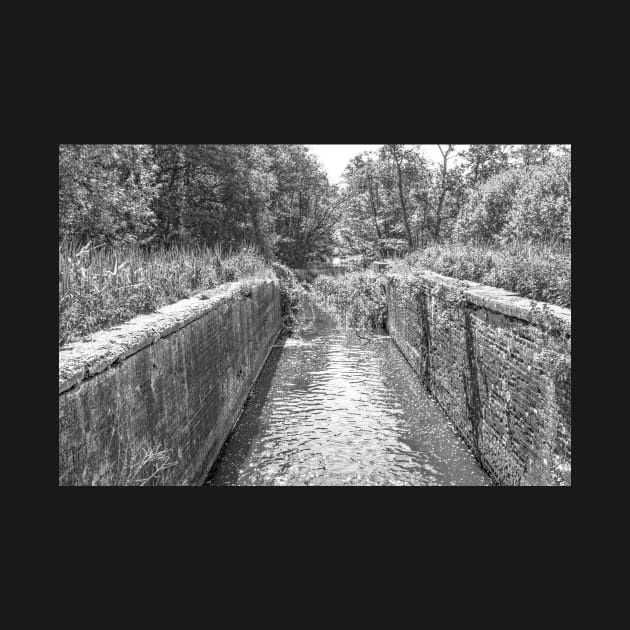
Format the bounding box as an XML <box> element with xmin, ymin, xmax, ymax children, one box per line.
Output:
<box><xmin>59</xmin><ymin>144</ymin><xmax>159</xmax><ymax>244</ymax></box>
<box><xmin>454</xmin><ymin>149</ymin><xmax>571</xmax><ymax>244</ymax></box>
<box><xmin>386</xmin><ymin>144</ymin><xmax>414</xmax><ymax>251</ymax></box>
<box><xmin>501</xmin><ymin>153</ymin><xmax>571</xmax><ymax>243</ymax></box>
<box><xmin>433</xmin><ymin>144</ymin><xmax>456</xmax><ymax>242</ymax></box>
<box><xmin>510</xmin><ymin>144</ymin><xmax>554</xmax><ymax>167</ymax></box>
<box><xmin>265</xmin><ymin>145</ymin><xmax>339</xmax><ymax>265</ymax></box>
<box><xmin>59</xmin><ymin>144</ymin><xmax>341</xmax><ymax>263</ymax></box>
<box><xmin>336</xmin><ymin>152</ymin><xmax>383</xmax><ymax>256</ymax></box>
<box><xmin>461</xmin><ymin>144</ymin><xmax>510</xmax><ymax>187</ymax></box>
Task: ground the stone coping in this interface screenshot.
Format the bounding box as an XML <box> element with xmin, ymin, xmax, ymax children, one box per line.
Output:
<box><xmin>386</xmin><ymin>269</ymin><xmax>571</xmax><ymax>328</ymax></box>
<box><xmin>59</xmin><ymin>279</ymin><xmax>277</xmax><ymax>395</ymax></box>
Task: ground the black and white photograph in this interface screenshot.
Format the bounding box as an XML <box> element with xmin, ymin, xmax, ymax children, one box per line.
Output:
<box><xmin>58</xmin><ymin>144</ymin><xmax>571</xmax><ymax>486</ymax></box>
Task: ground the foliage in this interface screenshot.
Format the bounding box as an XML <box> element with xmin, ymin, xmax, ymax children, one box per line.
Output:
<box><xmin>336</xmin><ymin>144</ymin><xmax>571</xmax><ymax>256</ymax></box>
<box><xmin>338</xmin><ymin>146</ymin><xmax>434</xmax><ymax>255</ymax></box>
<box><xmin>270</xmin><ymin>261</ymin><xmax>306</xmax><ymax>329</ymax></box>
<box><xmin>59</xmin><ymin>144</ymin><xmax>571</xmax><ymax>338</ymax></box>
<box><xmin>59</xmin><ymin>240</ymin><xmax>272</xmax><ymax>345</ymax></box>
<box><xmin>388</xmin><ymin>240</ymin><xmax>571</xmax><ymax>308</ymax></box>
<box><xmin>59</xmin><ymin>144</ymin><xmax>340</xmax><ymax>265</ymax></box>
<box><xmin>454</xmin><ymin>155</ymin><xmax>571</xmax><ymax>244</ymax></box>
<box><xmin>268</xmin><ymin>144</ymin><xmax>341</xmax><ymax>266</ymax></box>
<box><xmin>526</xmin><ymin>302</ymin><xmax>572</xmax><ymax>385</ymax></box>
<box><xmin>59</xmin><ymin>144</ymin><xmax>160</xmax><ymax>244</ymax></box>
<box><xmin>311</xmin><ymin>271</ymin><xmax>389</xmax><ymax>329</ymax></box>
<box><xmin>460</xmin><ymin>144</ymin><xmax>511</xmax><ymax>186</ymax></box>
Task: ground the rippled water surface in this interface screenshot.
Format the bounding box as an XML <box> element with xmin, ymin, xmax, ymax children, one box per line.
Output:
<box><xmin>207</xmin><ymin>298</ymin><xmax>490</xmax><ymax>486</ymax></box>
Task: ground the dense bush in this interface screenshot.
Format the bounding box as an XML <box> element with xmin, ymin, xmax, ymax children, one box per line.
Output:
<box><xmin>270</xmin><ymin>262</ymin><xmax>305</xmax><ymax>329</ymax></box>
<box><xmin>454</xmin><ymin>156</ymin><xmax>571</xmax><ymax>245</ymax></box>
<box><xmin>59</xmin><ymin>144</ymin><xmax>339</xmax><ymax>265</ymax></box>
<box><xmin>292</xmin><ymin>268</ymin><xmax>319</xmax><ymax>284</ymax></box>
<box><xmin>389</xmin><ymin>241</ymin><xmax>571</xmax><ymax>308</ymax></box>
<box><xmin>311</xmin><ymin>271</ymin><xmax>389</xmax><ymax>328</ymax></box>
<box><xmin>59</xmin><ymin>145</ymin><xmax>160</xmax><ymax>244</ymax></box>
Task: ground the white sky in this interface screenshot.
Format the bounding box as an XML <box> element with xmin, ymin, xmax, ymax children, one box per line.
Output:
<box><xmin>306</xmin><ymin>145</ymin><xmax>381</xmax><ymax>184</ymax></box>
<box><xmin>306</xmin><ymin>145</ymin><xmax>466</xmax><ymax>184</ymax></box>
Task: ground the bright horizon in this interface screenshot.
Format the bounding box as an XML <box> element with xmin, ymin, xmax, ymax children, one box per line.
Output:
<box><xmin>306</xmin><ymin>145</ymin><xmax>381</xmax><ymax>184</ymax></box>
<box><xmin>307</xmin><ymin>144</ymin><xmax>467</xmax><ymax>184</ymax></box>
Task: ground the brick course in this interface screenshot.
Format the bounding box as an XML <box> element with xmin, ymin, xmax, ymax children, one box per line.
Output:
<box><xmin>58</xmin><ymin>279</ymin><xmax>281</xmax><ymax>486</ymax></box>
<box><xmin>386</xmin><ymin>270</ymin><xmax>571</xmax><ymax>486</ymax></box>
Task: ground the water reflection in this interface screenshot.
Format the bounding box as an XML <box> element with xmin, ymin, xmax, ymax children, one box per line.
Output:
<box><xmin>207</xmin><ymin>297</ymin><xmax>490</xmax><ymax>486</ymax></box>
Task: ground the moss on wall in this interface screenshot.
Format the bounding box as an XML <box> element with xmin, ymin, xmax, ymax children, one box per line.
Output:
<box><xmin>386</xmin><ymin>270</ymin><xmax>571</xmax><ymax>486</ymax></box>
<box><xmin>59</xmin><ymin>279</ymin><xmax>282</xmax><ymax>486</ymax></box>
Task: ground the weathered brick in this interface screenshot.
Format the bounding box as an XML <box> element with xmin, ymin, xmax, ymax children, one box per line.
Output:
<box><xmin>386</xmin><ymin>272</ymin><xmax>571</xmax><ymax>486</ymax></box>
<box><xmin>58</xmin><ymin>279</ymin><xmax>282</xmax><ymax>486</ymax></box>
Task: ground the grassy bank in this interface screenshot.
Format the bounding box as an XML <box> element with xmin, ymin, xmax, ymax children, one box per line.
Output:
<box><xmin>59</xmin><ymin>241</ymin><xmax>284</xmax><ymax>346</ymax></box>
<box><xmin>388</xmin><ymin>241</ymin><xmax>571</xmax><ymax>308</ymax></box>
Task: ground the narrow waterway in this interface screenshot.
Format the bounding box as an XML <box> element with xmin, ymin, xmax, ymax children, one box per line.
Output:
<box><xmin>207</xmin><ymin>297</ymin><xmax>491</xmax><ymax>486</ymax></box>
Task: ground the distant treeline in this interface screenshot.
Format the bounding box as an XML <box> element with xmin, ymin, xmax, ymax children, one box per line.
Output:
<box><xmin>59</xmin><ymin>144</ymin><xmax>570</xmax><ymax>265</ymax></box>
<box><xmin>59</xmin><ymin>144</ymin><xmax>339</xmax><ymax>266</ymax></box>
<box><xmin>338</xmin><ymin>144</ymin><xmax>571</xmax><ymax>258</ymax></box>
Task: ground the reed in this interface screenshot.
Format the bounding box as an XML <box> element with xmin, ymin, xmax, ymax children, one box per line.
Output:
<box><xmin>59</xmin><ymin>240</ymin><xmax>272</xmax><ymax>346</ymax></box>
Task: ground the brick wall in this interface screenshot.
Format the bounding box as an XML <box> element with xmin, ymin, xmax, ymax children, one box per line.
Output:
<box><xmin>386</xmin><ymin>271</ymin><xmax>571</xmax><ymax>486</ymax></box>
<box><xmin>59</xmin><ymin>279</ymin><xmax>282</xmax><ymax>486</ymax></box>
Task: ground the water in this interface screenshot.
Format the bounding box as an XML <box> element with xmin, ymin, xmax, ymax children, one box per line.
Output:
<box><xmin>207</xmin><ymin>297</ymin><xmax>491</xmax><ymax>486</ymax></box>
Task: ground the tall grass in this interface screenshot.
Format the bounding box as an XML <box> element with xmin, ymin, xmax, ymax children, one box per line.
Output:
<box><xmin>59</xmin><ymin>240</ymin><xmax>272</xmax><ymax>346</ymax></box>
<box><xmin>388</xmin><ymin>240</ymin><xmax>571</xmax><ymax>308</ymax></box>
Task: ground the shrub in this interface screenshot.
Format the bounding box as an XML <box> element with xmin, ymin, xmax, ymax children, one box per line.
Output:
<box><xmin>270</xmin><ymin>261</ymin><xmax>305</xmax><ymax>329</ymax></box>
<box><xmin>311</xmin><ymin>271</ymin><xmax>389</xmax><ymax>329</ymax></box>
<box><xmin>454</xmin><ymin>157</ymin><xmax>571</xmax><ymax>244</ymax></box>
<box><xmin>388</xmin><ymin>241</ymin><xmax>570</xmax><ymax>308</ymax></box>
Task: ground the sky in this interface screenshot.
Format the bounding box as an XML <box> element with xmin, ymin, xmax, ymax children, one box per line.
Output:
<box><xmin>306</xmin><ymin>145</ymin><xmax>381</xmax><ymax>184</ymax></box>
<box><xmin>306</xmin><ymin>145</ymin><xmax>465</xmax><ymax>185</ymax></box>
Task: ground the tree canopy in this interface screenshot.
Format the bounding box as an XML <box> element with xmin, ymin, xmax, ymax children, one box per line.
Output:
<box><xmin>335</xmin><ymin>144</ymin><xmax>570</xmax><ymax>258</ymax></box>
<box><xmin>59</xmin><ymin>144</ymin><xmax>571</xmax><ymax>265</ymax></box>
<box><xmin>59</xmin><ymin>144</ymin><xmax>340</xmax><ymax>266</ymax></box>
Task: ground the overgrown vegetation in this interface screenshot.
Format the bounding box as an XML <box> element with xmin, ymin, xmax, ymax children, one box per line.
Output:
<box><xmin>526</xmin><ymin>301</ymin><xmax>572</xmax><ymax>384</ymax></box>
<box><xmin>311</xmin><ymin>271</ymin><xmax>389</xmax><ymax>329</ymax></box>
<box><xmin>338</xmin><ymin>144</ymin><xmax>570</xmax><ymax>256</ymax></box>
<box><xmin>270</xmin><ymin>262</ymin><xmax>306</xmax><ymax>329</ymax></box>
<box><xmin>59</xmin><ymin>145</ymin><xmax>571</xmax><ymax>342</ymax></box>
<box><xmin>59</xmin><ymin>238</ymin><xmax>308</xmax><ymax>345</ymax></box>
<box><xmin>59</xmin><ymin>144</ymin><xmax>340</xmax><ymax>267</ymax></box>
<box><xmin>110</xmin><ymin>440</ymin><xmax>177</xmax><ymax>486</ymax></box>
<box><xmin>334</xmin><ymin>144</ymin><xmax>570</xmax><ymax>308</ymax></box>
<box><xmin>388</xmin><ymin>240</ymin><xmax>571</xmax><ymax>308</ymax></box>
<box><xmin>59</xmin><ymin>240</ymin><xmax>273</xmax><ymax>345</ymax></box>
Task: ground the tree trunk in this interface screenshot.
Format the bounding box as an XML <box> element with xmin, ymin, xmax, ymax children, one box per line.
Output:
<box><xmin>389</xmin><ymin>145</ymin><xmax>414</xmax><ymax>251</ymax></box>
<box><xmin>435</xmin><ymin>189</ymin><xmax>446</xmax><ymax>242</ymax></box>
<box><xmin>377</xmin><ymin>182</ymin><xmax>390</xmax><ymax>237</ymax></box>
<box><xmin>435</xmin><ymin>145</ymin><xmax>453</xmax><ymax>243</ymax></box>
<box><xmin>367</xmin><ymin>174</ymin><xmax>383</xmax><ymax>256</ymax></box>
<box><xmin>421</xmin><ymin>197</ymin><xmax>429</xmax><ymax>247</ymax></box>
<box><xmin>250</xmin><ymin>202</ymin><xmax>267</xmax><ymax>257</ymax></box>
